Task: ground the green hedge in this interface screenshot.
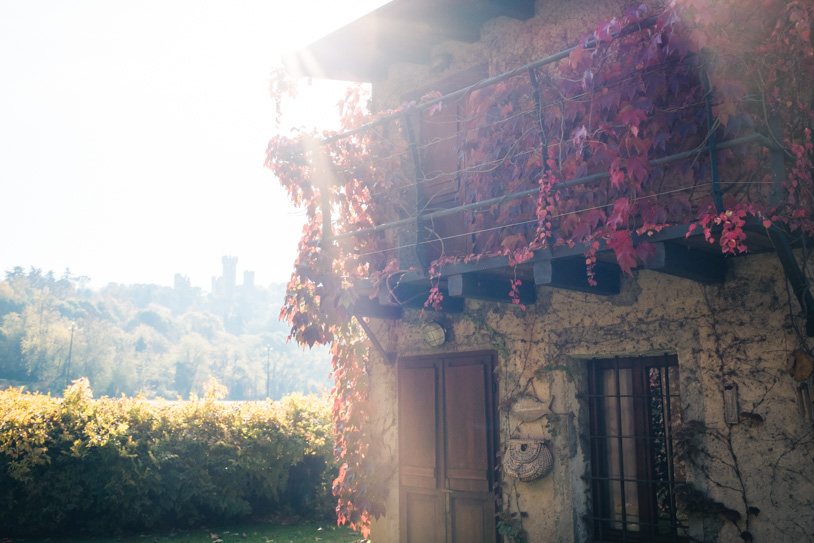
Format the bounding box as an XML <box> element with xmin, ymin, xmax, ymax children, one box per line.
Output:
<box><xmin>0</xmin><ymin>379</ymin><xmax>334</xmax><ymax>536</ymax></box>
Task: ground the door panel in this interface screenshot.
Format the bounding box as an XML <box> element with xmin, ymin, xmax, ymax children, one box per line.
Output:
<box><xmin>445</xmin><ymin>361</ymin><xmax>490</xmax><ymax>493</ymax></box>
<box><xmin>404</xmin><ymin>490</ymin><xmax>442</xmax><ymax>543</ymax></box>
<box><xmin>399</xmin><ymin>361</ymin><xmax>437</xmax><ymax>489</ymax></box>
<box><xmin>450</xmin><ymin>495</ymin><xmax>492</xmax><ymax>543</ymax></box>
<box><xmin>399</xmin><ymin>352</ymin><xmax>497</xmax><ymax>543</ymax></box>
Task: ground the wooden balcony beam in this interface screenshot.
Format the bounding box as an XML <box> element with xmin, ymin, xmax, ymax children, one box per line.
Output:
<box><xmin>644</xmin><ymin>242</ymin><xmax>727</xmax><ymax>284</ymax></box>
<box><xmin>378</xmin><ymin>282</ymin><xmax>464</xmax><ymax>313</ymax></box>
<box><xmin>448</xmin><ymin>273</ymin><xmax>537</xmax><ymax>305</ymax></box>
<box><xmin>353</xmin><ymin>296</ymin><xmax>404</xmax><ymax>320</ymax></box>
<box><xmin>534</xmin><ymin>259</ymin><xmax>621</xmax><ymax>296</ymax></box>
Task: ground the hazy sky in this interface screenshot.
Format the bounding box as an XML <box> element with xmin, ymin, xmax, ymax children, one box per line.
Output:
<box><xmin>0</xmin><ymin>0</ymin><xmax>386</xmax><ymax>290</ymax></box>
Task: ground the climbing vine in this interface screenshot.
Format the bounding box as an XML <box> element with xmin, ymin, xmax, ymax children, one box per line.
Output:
<box><xmin>266</xmin><ymin>0</ymin><xmax>813</xmax><ymax>533</ymax></box>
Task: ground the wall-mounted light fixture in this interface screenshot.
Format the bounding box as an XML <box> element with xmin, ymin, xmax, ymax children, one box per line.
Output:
<box><xmin>421</xmin><ymin>322</ymin><xmax>446</xmax><ymax>347</ymax></box>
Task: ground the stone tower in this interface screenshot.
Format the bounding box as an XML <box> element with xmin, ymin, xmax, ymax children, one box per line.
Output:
<box><xmin>222</xmin><ymin>256</ymin><xmax>237</xmax><ymax>297</ymax></box>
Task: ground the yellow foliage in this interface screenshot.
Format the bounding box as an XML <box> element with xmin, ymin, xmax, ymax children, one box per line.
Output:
<box><xmin>0</xmin><ymin>380</ymin><xmax>334</xmax><ymax>536</ymax></box>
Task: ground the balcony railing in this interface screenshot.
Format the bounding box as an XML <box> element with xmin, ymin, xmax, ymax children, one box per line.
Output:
<box><xmin>269</xmin><ymin>11</ymin><xmax>812</xmax><ymax>331</ymax></box>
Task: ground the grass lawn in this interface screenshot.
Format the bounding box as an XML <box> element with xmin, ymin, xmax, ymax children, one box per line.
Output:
<box><xmin>1</xmin><ymin>522</ymin><xmax>362</xmax><ymax>543</ymax></box>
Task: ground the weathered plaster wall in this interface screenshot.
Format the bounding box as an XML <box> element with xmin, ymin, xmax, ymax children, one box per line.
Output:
<box><xmin>365</xmin><ymin>253</ymin><xmax>814</xmax><ymax>542</ymax></box>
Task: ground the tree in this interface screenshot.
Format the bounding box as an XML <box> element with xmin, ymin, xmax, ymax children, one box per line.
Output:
<box><xmin>172</xmin><ymin>334</ymin><xmax>211</xmax><ymax>399</ymax></box>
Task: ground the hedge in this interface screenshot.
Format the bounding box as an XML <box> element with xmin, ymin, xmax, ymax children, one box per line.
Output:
<box><xmin>0</xmin><ymin>378</ymin><xmax>334</xmax><ymax>536</ymax></box>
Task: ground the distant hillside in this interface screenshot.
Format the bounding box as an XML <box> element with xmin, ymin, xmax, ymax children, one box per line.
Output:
<box><xmin>0</xmin><ymin>266</ymin><xmax>331</xmax><ymax>400</ymax></box>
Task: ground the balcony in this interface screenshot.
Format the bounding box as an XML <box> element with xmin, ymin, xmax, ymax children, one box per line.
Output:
<box><xmin>268</xmin><ymin>11</ymin><xmax>814</xmax><ymax>333</ymax></box>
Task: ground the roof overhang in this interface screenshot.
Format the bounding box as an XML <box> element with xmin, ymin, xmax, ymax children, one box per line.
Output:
<box><xmin>283</xmin><ymin>0</ymin><xmax>534</xmax><ymax>81</ymax></box>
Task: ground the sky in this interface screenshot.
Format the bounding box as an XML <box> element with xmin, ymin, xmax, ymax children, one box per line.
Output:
<box><xmin>0</xmin><ymin>0</ymin><xmax>387</xmax><ymax>290</ymax></box>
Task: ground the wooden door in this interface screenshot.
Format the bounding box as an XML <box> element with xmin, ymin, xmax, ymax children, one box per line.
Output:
<box><xmin>399</xmin><ymin>352</ymin><xmax>497</xmax><ymax>543</ymax></box>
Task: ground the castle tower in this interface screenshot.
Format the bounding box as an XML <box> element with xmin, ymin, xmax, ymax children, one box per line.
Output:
<box><xmin>222</xmin><ymin>256</ymin><xmax>237</xmax><ymax>297</ymax></box>
<box><xmin>174</xmin><ymin>273</ymin><xmax>191</xmax><ymax>290</ymax></box>
<box><xmin>243</xmin><ymin>270</ymin><xmax>255</xmax><ymax>289</ymax></box>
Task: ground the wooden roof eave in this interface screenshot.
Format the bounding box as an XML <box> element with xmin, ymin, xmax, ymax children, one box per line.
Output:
<box><xmin>282</xmin><ymin>0</ymin><xmax>535</xmax><ymax>82</ymax></box>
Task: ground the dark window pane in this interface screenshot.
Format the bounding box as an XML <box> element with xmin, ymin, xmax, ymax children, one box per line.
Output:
<box><xmin>589</xmin><ymin>356</ymin><xmax>687</xmax><ymax>542</ymax></box>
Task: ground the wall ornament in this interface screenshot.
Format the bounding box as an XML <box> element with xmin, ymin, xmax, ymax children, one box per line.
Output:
<box><xmin>503</xmin><ymin>439</ymin><xmax>553</xmax><ymax>482</ymax></box>
<box><xmin>510</xmin><ymin>395</ymin><xmax>549</xmax><ymax>422</ymax></box>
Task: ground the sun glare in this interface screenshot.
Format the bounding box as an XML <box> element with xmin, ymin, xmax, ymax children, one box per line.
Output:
<box><xmin>0</xmin><ymin>0</ymin><xmax>390</xmax><ymax>290</ymax></box>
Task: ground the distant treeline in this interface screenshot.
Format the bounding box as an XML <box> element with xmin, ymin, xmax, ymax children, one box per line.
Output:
<box><xmin>0</xmin><ymin>266</ymin><xmax>331</xmax><ymax>400</ymax></box>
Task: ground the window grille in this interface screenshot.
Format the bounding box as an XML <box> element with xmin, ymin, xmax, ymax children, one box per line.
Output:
<box><xmin>587</xmin><ymin>355</ymin><xmax>688</xmax><ymax>542</ymax></box>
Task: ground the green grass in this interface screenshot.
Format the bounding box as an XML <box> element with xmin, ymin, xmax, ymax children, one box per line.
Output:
<box><xmin>1</xmin><ymin>522</ymin><xmax>362</xmax><ymax>543</ymax></box>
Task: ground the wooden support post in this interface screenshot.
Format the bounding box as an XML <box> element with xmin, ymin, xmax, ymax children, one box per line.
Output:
<box><xmin>528</xmin><ymin>67</ymin><xmax>548</xmax><ymax>160</ymax></box>
<box><xmin>354</xmin><ymin>315</ymin><xmax>396</xmax><ymax>364</ymax></box>
<box><xmin>768</xmin><ymin>113</ymin><xmax>786</xmax><ymax>207</ymax></box>
<box><xmin>767</xmin><ymin>225</ymin><xmax>814</xmax><ymax>336</ymax></box>
<box><xmin>763</xmin><ymin>115</ymin><xmax>814</xmax><ymax>336</ymax></box>
<box><xmin>402</xmin><ymin>110</ymin><xmax>429</xmax><ymax>270</ymax></box>
<box><xmin>701</xmin><ymin>68</ymin><xmax>723</xmax><ymax>212</ymax></box>
<box><xmin>316</xmin><ymin>153</ymin><xmax>333</xmax><ymax>250</ymax></box>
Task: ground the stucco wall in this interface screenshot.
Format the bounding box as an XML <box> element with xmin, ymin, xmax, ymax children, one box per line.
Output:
<box><xmin>364</xmin><ymin>252</ymin><xmax>814</xmax><ymax>542</ymax></box>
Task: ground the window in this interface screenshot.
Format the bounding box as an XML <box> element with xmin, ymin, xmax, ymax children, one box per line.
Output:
<box><xmin>587</xmin><ymin>355</ymin><xmax>688</xmax><ymax>541</ymax></box>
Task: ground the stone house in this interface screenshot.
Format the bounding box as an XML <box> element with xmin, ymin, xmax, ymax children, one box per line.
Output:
<box><xmin>278</xmin><ymin>1</ymin><xmax>814</xmax><ymax>541</ymax></box>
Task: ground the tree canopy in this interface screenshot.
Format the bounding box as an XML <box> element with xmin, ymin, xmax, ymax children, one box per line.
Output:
<box><xmin>0</xmin><ymin>267</ymin><xmax>331</xmax><ymax>400</ymax></box>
